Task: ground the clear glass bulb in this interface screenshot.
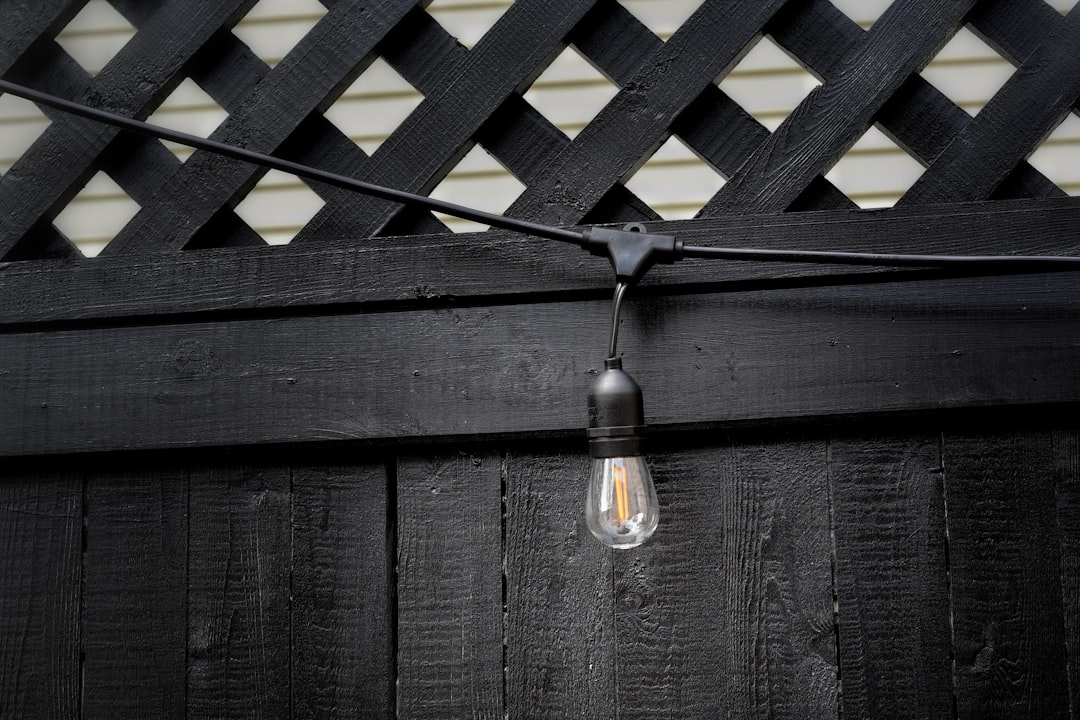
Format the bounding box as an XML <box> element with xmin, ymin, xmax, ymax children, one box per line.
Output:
<box><xmin>585</xmin><ymin>455</ymin><xmax>659</xmax><ymax>549</ymax></box>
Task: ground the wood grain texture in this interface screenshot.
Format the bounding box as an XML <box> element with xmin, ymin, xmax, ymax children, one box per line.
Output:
<box><xmin>899</xmin><ymin>6</ymin><xmax>1080</xmax><ymax>206</ymax></box>
<box><xmin>294</xmin><ymin>0</ymin><xmax>600</xmax><ymax>243</ymax></box>
<box><xmin>505</xmin><ymin>0</ymin><xmax>790</xmax><ymax>226</ymax></box>
<box><xmin>187</xmin><ymin>464</ymin><xmax>291</xmax><ymax>719</ymax></box>
<box><xmin>3</xmin><ymin>271</ymin><xmax>1080</xmax><ymax>456</ymax></box>
<box><xmin>943</xmin><ymin>433</ymin><xmax>1069</xmax><ymax>719</ymax></box>
<box><xmin>5</xmin><ymin>199</ymin><xmax>1080</xmax><ymax>326</ymax></box>
<box><xmin>504</xmin><ymin>450</ymin><xmax>614</xmax><ymax>718</ymax></box>
<box><xmin>81</xmin><ymin>467</ymin><xmax>188</xmax><ymax>720</ymax></box>
<box><xmin>378</xmin><ymin>5</ymin><xmax>658</xmax><ymax>229</ymax></box>
<box><xmin>396</xmin><ymin>453</ymin><xmax>503</xmax><ymax>719</ymax></box>
<box><xmin>1051</xmin><ymin>430</ymin><xmax>1080</xmax><ymax>718</ymax></box>
<box><xmin>293</xmin><ymin>463</ymin><xmax>392</xmax><ymax>719</ymax></box>
<box><xmin>0</xmin><ymin>471</ymin><xmax>81</xmax><ymax>719</ymax></box>
<box><xmin>0</xmin><ymin>0</ymin><xmax>260</xmax><ymax>261</ymax></box>
<box><xmin>0</xmin><ymin>0</ymin><xmax>82</xmax><ymax>76</ymax></box>
<box><xmin>829</xmin><ymin>437</ymin><xmax>954</xmax><ymax>720</ymax></box>
<box><xmin>767</xmin><ymin>0</ymin><xmax>1064</xmax><ymax>204</ymax></box>
<box><xmin>571</xmin><ymin>0</ymin><xmax>854</xmax><ymax>213</ymax></box>
<box><xmin>706</xmin><ymin>0</ymin><xmax>976</xmax><ymax>216</ymax></box>
<box><xmin>101</xmin><ymin>0</ymin><xmax>413</xmax><ymax>256</ymax></box>
<box><xmin>614</xmin><ymin>441</ymin><xmax>836</xmax><ymax>718</ymax></box>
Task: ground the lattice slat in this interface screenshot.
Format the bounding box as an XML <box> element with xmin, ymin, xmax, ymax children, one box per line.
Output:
<box><xmin>0</xmin><ymin>0</ymin><xmax>260</xmax><ymax>260</ymax></box>
<box><xmin>292</xmin><ymin>0</ymin><xmax>600</xmax><ymax>243</ymax></box>
<box><xmin>705</xmin><ymin>0</ymin><xmax>979</xmax><ymax>216</ymax></box>
<box><xmin>4</xmin><ymin>0</ymin><xmax>1080</xmax><ymax>261</ymax></box>
<box><xmin>900</xmin><ymin>6</ymin><xmax>1080</xmax><ymax>206</ymax></box>
<box><xmin>100</xmin><ymin>0</ymin><xmax>413</xmax><ymax>255</ymax></box>
<box><xmin>505</xmin><ymin>0</ymin><xmax>792</xmax><ymax>226</ymax></box>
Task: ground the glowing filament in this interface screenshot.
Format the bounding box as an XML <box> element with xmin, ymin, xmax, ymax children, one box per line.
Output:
<box><xmin>613</xmin><ymin>464</ymin><xmax>630</xmax><ymax>523</ymax></box>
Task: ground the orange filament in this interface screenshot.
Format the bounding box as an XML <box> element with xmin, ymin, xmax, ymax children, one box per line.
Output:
<box><xmin>613</xmin><ymin>464</ymin><xmax>630</xmax><ymax>524</ymax></box>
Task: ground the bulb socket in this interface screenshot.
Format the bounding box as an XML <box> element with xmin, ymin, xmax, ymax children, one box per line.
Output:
<box><xmin>587</xmin><ymin>358</ymin><xmax>646</xmax><ymax>458</ymax></box>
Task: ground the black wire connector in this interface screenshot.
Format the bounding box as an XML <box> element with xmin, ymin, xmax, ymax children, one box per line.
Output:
<box><xmin>584</xmin><ymin>223</ymin><xmax>682</xmax><ymax>284</ymax></box>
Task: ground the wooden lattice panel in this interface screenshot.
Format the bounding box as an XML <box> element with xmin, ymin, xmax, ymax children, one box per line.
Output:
<box><xmin>2</xmin><ymin>0</ymin><xmax>1080</xmax><ymax>261</ymax></box>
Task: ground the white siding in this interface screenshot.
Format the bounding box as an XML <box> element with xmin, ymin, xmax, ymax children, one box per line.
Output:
<box><xmin>2</xmin><ymin>0</ymin><xmax>1076</xmax><ymax>254</ymax></box>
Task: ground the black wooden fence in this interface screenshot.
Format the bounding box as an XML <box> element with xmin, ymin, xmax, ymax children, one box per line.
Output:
<box><xmin>2</xmin><ymin>0</ymin><xmax>1080</xmax><ymax>717</ymax></box>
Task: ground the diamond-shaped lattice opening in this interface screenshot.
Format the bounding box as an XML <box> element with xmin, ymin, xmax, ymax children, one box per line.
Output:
<box><xmin>624</xmin><ymin>136</ymin><xmax>726</xmax><ymax>219</ymax></box>
<box><xmin>428</xmin><ymin>145</ymin><xmax>526</xmax><ymax>233</ymax></box>
<box><xmin>145</xmin><ymin>78</ymin><xmax>230</xmax><ymax>162</ymax></box>
<box><xmin>233</xmin><ymin>169</ymin><xmax>326</xmax><ymax>245</ymax></box>
<box><xmin>0</xmin><ymin>93</ymin><xmax>51</xmax><ymax>175</ymax></box>
<box><xmin>717</xmin><ymin>35</ymin><xmax>821</xmax><ymax>131</ymax></box>
<box><xmin>824</xmin><ymin>126</ymin><xmax>925</xmax><ymax>208</ymax></box>
<box><xmin>522</xmin><ymin>46</ymin><xmax>620</xmax><ymax>139</ymax></box>
<box><xmin>426</xmin><ymin>0</ymin><xmax>511</xmax><ymax>49</ymax></box>
<box><xmin>830</xmin><ymin>0</ymin><xmax>895</xmax><ymax>28</ymax></box>
<box><xmin>920</xmin><ymin>26</ymin><xmax>1014</xmax><ymax>117</ymax></box>
<box><xmin>55</xmin><ymin>0</ymin><xmax>137</xmax><ymax>77</ymax></box>
<box><xmin>324</xmin><ymin>57</ymin><xmax>424</xmax><ymax>155</ymax></box>
<box><xmin>1047</xmin><ymin>0</ymin><xmax>1079</xmax><ymax>14</ymax></box>
<box><xmin>1027</xmin><ymin>111</ymin><xmax>1080</xmax><ymax>196</ymax></box>
<box><xmin>233</xmin><ymin>0</ymin><xmax>328</xmax><ymax>68</ymax></box>
<box><xmin>617</xmin><ymin>0</ymin><xmax>704</xmax><ymax>39</ymax></box>
<box><xmin>52</xmin><ymin>171</ymin><xmax>140</xmax><ymax>258</ymax></box>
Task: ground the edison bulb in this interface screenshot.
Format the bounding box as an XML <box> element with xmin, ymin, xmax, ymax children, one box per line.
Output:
<box><xmin>585</xmin><ymin>455</ymin><xmax>658</xmax><ymax>549</ymax></box>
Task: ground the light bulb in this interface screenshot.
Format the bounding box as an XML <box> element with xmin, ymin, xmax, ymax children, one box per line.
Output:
<box><xmin>585</xmin><ymin>455</ymin><xmax>658</xmax><ymax>548</ymax></box>
<box><xmin>585</xmin><ymin>356</ymin><xmax>659</xmax><ymax>549</ymax></box>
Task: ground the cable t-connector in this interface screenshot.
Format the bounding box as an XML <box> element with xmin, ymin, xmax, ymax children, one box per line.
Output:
<box><xmin>585</xmin><ymin>223</ymin><xmax>683</xmax><ymax>283</ymax></box>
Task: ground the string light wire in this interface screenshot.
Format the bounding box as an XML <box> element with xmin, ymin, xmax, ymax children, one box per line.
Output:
<box><xmin>3</xmin><ymin>77</ymin><xmax>1080</xmax><ymax>272</ymax></box>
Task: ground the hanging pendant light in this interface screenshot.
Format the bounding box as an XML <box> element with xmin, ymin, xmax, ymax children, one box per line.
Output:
<box><xmin>585</xmin><ymin>357</ymin><xmax>659</xmax><ymax>548</ymax></box>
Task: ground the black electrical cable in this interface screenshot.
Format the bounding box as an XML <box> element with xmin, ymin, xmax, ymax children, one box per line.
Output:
<box><xmin>3</xmin><ymin>77</ymin><xmax>1080</xmax><ymax>272</ymax></box>
<box><xmin>607</xmin><ymin>280</ymin><xmax>631</xmax><ymax>359</ymax></box>
<box><xmin>0</xmin><ymin>78</ymin><xmax>587</xmax><ymax>247</ymax></box>
<box><xmin>680</xmin><ymin>244</ymin><xmax>1080</xmax><ymax>268</ymax></box>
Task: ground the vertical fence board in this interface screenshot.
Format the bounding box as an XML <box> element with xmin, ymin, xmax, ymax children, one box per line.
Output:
<box><xmin>829</xmin><ymin>437</ymin><xmax>954</xmax><ymax>719</ymax></box>
<box><xmin>396</xmin><ymin>453</ymin><xmax>503</xmax><ymax>719</ymax></box>
<box><xmin>82</xmin><ymin>468</ymin><xmax>188</xmax><ymax>719</ymax></box>
<box><xmin>944</xmin><ymin>433</ymin><xmax>1069</xmax><ymax>719</ymax></box>
<box><xmin>1052</xmin><ymin>430</ymin><xmax>1080</xmax><ymax>718</ymax></box>
<box><xmin>505</xmin><ymin>450</ymin><xmax>615</xmax><ymax>718</ymax></box>
<box><xmin>614</xmin><ymin>441</ymin><xmax>835</xmax><ymax>718</ymax></box>
<box><xmin>0</xmin><ymin>471</ymin><xmax>81</xmax><ymax>719</ymax></box>
<box><xmin>293</xmin><ymin>463</ymin><xmax>392</xmax><ymax>719</ymax></box>
<box><xmin>187</xmin><ymin>465</ymin><xmax>292</xmax><ymax>719</ymax></box>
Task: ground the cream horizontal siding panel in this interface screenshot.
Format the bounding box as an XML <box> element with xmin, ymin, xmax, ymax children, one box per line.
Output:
<box><xmin>2</xmin><ymin>0</ymin><xmax>1077</xmax><ymax>255</ymax></box>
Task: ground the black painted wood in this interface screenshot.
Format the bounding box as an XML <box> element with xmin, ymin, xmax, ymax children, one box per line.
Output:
<box><xmin>0</xmin><ymin>470</ymin><xmax>81</xmax><ymax>719</ymax></box>
<box><xmin>0</xmin><ymin>0</ymin><xmax>260</xmax><ymax>261</ymax></box>
<box><xmin>766</xmin><ymin>0</ymin><xmax>1065</xmax><ymax>204</ymax></box>
<box><xmin>3</xmin><ymin>2</ymin><xmax>1080</xmax><ymax>717</ymax></box>
<box><xmin>705</xmin><ymin>0</ymin><xmax>976</xmax><ymax>216</ymax></box>
<box><xmin>3</xmin><ymin>271</ymin><xmax>1080</xmax><ymax>456</ymax></box>
<box><xmin>292</xmin><ymin>463</ymin><xmax>393</xmax><ymax>719</ymax></box>
<box><xmin>294</xmin><ymin>0</ymin><xmax>600</xmax><ymax>243</ymax></box>
<box><xmin>570</xmin><ymin>0</ymin><xmax>855</xmax><ymax>213</ymax></box>
<box><xmin>101</xmin><ymin>0</ymin><xmax>411</xmax><ymax>256</ymax></box>
<box><xmin>187</xmin><ymin>465</ymin><xmax>291</xmax><ymax>718</ymax></box>
<box><xmin>0</xmin><ymin>0</ymin><xmax>82</xmax><ymax>76</ymax></box>
<box><xmin>504</xmin><ymin>450</ymin><xmax>614</xmax><ymax>717</ymax></box>
<box><xmin>829</xmin><ymin>437</ymin><xmax>953</xmax><ymax>720</ymax></box>
<box><xmin>5</xmin><ymin>200</ymin><xmax>1080</xmax><ymax>327</ymax></box>
<box><xmin>943</xmin><ymin>433</ymin><xmax>1070</xmax><ymax>719</ymax></box>
<box><xmin>614</xmin><ymin>442</ymin><xmax>836</xmax><ymax>717</ymax></box>
<box><xmin>899</xmin><ymin>7</ymin><xmax>1080</xmax><ymax>206</ymax></box>
<box><xmin>81</xmin><ymin>467</ymin><xmax>188</xmax><ymax>719</ymax></box>
<box><xmin>505</xmin><ymin>0</ymin><xmax>790</xmax><ymax>226</ymax></box>
<box><xmin>396</xmin><ymin>453</ymin><xmax>503</xmax><ymax>718</ymax></box>
<box><xmin>1052</xmin><ymin>430</ymin><xmax>1080</xmax><ymax>718</ymax></box>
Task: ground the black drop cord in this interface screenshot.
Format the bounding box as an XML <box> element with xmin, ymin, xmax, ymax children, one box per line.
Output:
<box><xmin>4</xmin><ymin>77</ymin><xmax>1080</xmax><ymax>271</ymax></box>
<box><xmin>0</xmin><ymin>78</ymin><xmax>587</xmax><ymax>247</ymax></box>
